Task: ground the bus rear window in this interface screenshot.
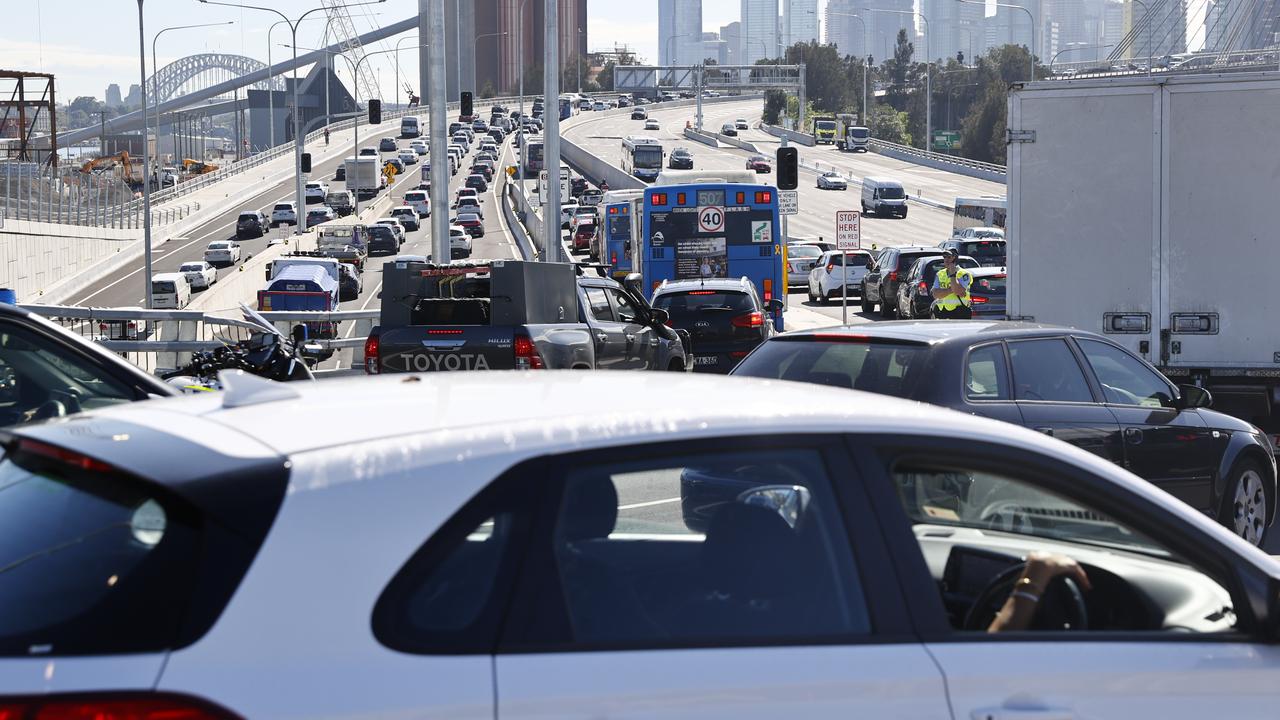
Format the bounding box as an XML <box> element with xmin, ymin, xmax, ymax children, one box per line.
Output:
<box><xmin>732</xmin><ymin>338</ymin><xmax>925</xmax><ymax>398</ymax></box>
<box><xmin>0</xmin><ymin>444</ymin><xmax>199</xmax><ymax>656</ymax></box>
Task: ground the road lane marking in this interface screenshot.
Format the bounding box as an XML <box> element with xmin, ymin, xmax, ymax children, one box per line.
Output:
<box><xmin>618</xmin><ymin>497</ymin><xmax>682</xmax><ymax>511</ymax></box>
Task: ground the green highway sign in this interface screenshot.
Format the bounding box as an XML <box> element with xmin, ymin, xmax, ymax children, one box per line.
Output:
<box><xmin>932</xmin><ymin>131</ymin><xmax>961</xmax><ymax>151</ymax></box>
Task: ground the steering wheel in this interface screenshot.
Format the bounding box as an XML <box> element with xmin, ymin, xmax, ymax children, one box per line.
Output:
<box><xmin>962</xmin><ymin>561</ymin><xmax>1089</xmax><ymax>632</ymax></box>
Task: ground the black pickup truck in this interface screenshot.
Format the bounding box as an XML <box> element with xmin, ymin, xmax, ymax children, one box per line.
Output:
<box><xmin>363</xmin><ymin>260</ymin><xmax>690</xmax><ymax>373</ymax></box>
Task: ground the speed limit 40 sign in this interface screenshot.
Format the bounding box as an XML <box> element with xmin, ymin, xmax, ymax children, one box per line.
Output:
<box><xmin>698</xmin><ymin>205</ymin><xmax>725</xmax><ymax>233</ymax></box>
<box><xmin>836</xmin><ymin>210</ymin><xmax>861</xmax><ymax>250</ymax></box>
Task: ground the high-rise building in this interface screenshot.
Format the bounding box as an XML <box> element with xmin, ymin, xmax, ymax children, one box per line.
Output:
<box><xmin>824</xmin><ymin>0</ymin><xmax>865</xmax><ymax>58</ymax></box>
<box><xmin>702</xmin><ymin>31</ymin><xmax>729</xmax><ymax>64</ymax></box>
<box><xmin>1102</xmin><ymin>0</ymin><xmax>1125</xmax><ymax>55</ymax></box>
<box><xmin>719</xmin><ymin>21</ymin><xmax>742</xmax><ymax>65</ymax></box>
<box><xmin>105</xmin><ymin>84</ymin><xmax>122</xmax><ymax>107</ymax></box>
<box><xmin>861</xmin><ymin>0</ymin><xmax>918</xmax><ymax>64</ymax></box>
<box><xmin>493</xmin><ymin>0</ymin><xmax>588</xmax><ymax>94</ymax></box>
<box><xmin>124</xmin><ymin>84</ymin><xmax>142</xmax><ymax>110</ymax></box>
<box><xmin>782</xmin><ymin>0</ymin><xmax>819</xmax><ymax>49</ymax></box>
<box><xmin>926</xmin><ymin>0</ymin><xmax>987</xmax><ymax>63</ymax></box>
<box><xmin>741</xmin><ymin>0</ymin><xmax>779</xmax><ymax>65</ymax></box>
<box><xmin>1048</xmin><ymin>0</ymin><xmax>1089</xmax><ymax>50</ymax></box>
<box><xmin>1123</xmin><ymin>0</ymin><xmax>1186</xmax><ymax>59</ymax></box>
<box><xmin>659</xmin><ymin>0</ymin><xmax>704</xmax><ymax>67</ymax></box>
<box><xmin>987</xmin><ymin>0</ymin><xmax>1040</xmax><ymax>55</ymax></box>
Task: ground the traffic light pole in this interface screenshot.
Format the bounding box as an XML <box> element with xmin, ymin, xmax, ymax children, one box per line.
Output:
<box><xmin>780</xmin><ymin>135</ymin><xmax>789</xmax><ymax>312</ymax></box>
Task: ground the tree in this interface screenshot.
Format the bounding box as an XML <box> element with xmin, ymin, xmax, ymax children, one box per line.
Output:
<box><xmin>960</xmin><ymin>82</ymin><xmax>1006</xmax><ymax>163</ymax></box>
<box><xmin>763</xmin><ymin>90</ymin><xmax>787</xmax><ymax>125</ymax></box>
<box><xmin>891</xmin><ymin>28</ymin><xmax>914</xmax><ymax>88</ymax></box>
<box><xmin>783</xmin><ymin>41</ymin><xmax>847</xmax><ymax>114</ymax></box>
<box><xmin>68</xmin><ymin>96</ymin><xmax>102</xmax><ymax>118</ymax></box>
<box><xmin>869</xmin><ymin>105</ymin><xmax>911</xmax><ymax>145</ymax></box>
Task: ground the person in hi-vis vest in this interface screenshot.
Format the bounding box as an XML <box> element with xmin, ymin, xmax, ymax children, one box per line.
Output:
<box><xmin>930</xmin><ymin>248</ymin><xmax>973</xmax><ymax>319</ymax></box>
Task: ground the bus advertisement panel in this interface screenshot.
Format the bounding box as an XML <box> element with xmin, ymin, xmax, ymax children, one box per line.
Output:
<box><xmin>641</xmin><ymin>184</ymin><xmax>785</xmax><ymax>329</ymax></box>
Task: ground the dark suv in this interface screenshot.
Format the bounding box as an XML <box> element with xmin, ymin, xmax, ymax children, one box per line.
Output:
<box><xmin>668</xmin><ymin>148</ymin><xmax>694</xmax><ymax>169</ymax></box>
<box><xmin>236</xmin><ymin>210</ymin><xmax>269</xmax><ymax>239</ymax></box>
<box><xmin>732</xmin><ymin>321</ymin><xmax>1278</xmax><ymax>547</ymax></box>
<box><xmin>861</xmin><ymin>246</ymin><xmax>939</xmax><ymax>318</ymax></box>
<box><xmin>651</xmin><ymin>278</ymin><xmax>783</xmax><ymax>374</ymax></box>
<box><xmin>366</xmin><ymin>225</ymin><xmax>399</xmax><ymax>255</ymax></box>
<box><xmin>938</xmin><ymin>237</ymin><xmax>1007</xmax><ymax>267</ymax></box>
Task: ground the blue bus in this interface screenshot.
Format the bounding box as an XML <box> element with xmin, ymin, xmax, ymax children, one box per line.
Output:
<box><xmin>558</xmin><ymin>95</ymin><xmax>574</xmax><ymax>120</ymax></box>
<box><xmin>600</xmin><ymin>189</ymin><xmax>643</xmax><ymax>277</ymax></box>
<box><xmin>638</xmin><ymin>174</ymin><xmax>785</xmax><ymax>329</ymax></box>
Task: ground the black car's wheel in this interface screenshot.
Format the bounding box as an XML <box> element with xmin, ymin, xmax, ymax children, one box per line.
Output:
<box><xmin>879</xmin><ymin>291</ymin><xmax>895</xmax><ymax>318</ymax></box>
<box><xmin>1220</xmin><ymin>457</ymin><xmax>1270</xmax><ymax>546</ymax></box>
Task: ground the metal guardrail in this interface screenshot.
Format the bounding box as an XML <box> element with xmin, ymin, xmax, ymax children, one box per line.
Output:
<box><xmin>867</xmin><ymin>138</ymin><xmax>1007</xmax><ymax>176</ymax></box>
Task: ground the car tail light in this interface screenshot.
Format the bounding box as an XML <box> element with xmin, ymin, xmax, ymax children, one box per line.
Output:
<box><xmin>888</xmin><ymin>271</ymin><xmax>898</xmax><ymax>282</ymax></box>
<box><xmin>363</xmin><ymin>334</ymin><xmax>380</xmax><ymax>374</ymax></box>
<box><xmin>610</xmin><ymin>251</ymin><xmax>617</xmax><ymax>265</ymax></box>
<box><xmin>514</xmin><ymin>332</ymin><xmax>544</xmax><ymax>370</ymax></box>
<box><xmin>16</xmin><ymin>438</ymin><xmax>116</xmax><ymax>474</ymax></box>
<box><xmin>826</xmin><ymin>262</ymin><xmax>835</xmax><ymax>273</ymax></box>
<box><xmin>971</xmin><ymin>296</ymin><xmax>988</xmax><ymax>304</ymax></box>
<box><xmin>731</xmin><ymin>311</ymin><xmax>764</xmax><ymax>328</ymax></box>
<box><xmin>917</xmin><ymin>281</ymin><xmax>929</xmax><ymax>295</ymax></box>
<box><xmin>730</xmin><ymin>351</ymin><xmax>751</xmax><ymax>359</ymax></box>
<box><xmin>0</xmin><ymin>692</ymin><xmax>243</xmax><ymax>719</ymax></box>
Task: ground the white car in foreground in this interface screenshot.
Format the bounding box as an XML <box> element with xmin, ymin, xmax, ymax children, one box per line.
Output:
<box><xmin>177</xmin><ymin>260</ymin><xmax>217</xmax><ymax>290</ymax></box>
<box><xmin>1</xmin><ymin>373</ymin><xmax>1277</xmax><ymax>719</ymax></box>
<box><xmin>203</xmin><ymin>240</ymin><xmax>241</xmax><ymax>265</ymax></box>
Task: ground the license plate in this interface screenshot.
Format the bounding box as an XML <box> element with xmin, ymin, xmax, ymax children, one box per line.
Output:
<box><xmin>694</xmin><ymin>355</ymin><xmax>719</xmax><ymax>366</ymax></box>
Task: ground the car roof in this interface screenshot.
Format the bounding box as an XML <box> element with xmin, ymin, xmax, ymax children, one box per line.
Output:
<box><xmin>656</xmin><ymin>277</ymin><xmax>753</xmax><ymax>293</ymax></box>
<box><xmin>969</xmin><ymin>266</ymin><xmax>1008</xmax><ymax>277</ymax></box>
<box><xmin>779</xmin><ymin>320</ymin><xmax>1091</xmax><ymax>346</ymax></box>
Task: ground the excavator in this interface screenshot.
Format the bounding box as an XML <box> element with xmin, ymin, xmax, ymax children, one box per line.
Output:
<box><xmin>80</xmin><ymin>151</ymin><xmax>130</xmax><ymax>174</ymax></box>
<box><xmin>182</xmin><ymin>158</ymin><xmax>218</xmax><ymax>175</ymax></box>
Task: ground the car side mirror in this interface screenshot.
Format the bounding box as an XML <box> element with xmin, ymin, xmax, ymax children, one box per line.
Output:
<box><xmin>1175</xmin><ymin>384</ymin><xmax>1213</xmax><ymax>410</ymax></box>
<box><xmin>650</xmin><ymin>308</ymin><xmax>670</xmax><ymax>326</ymax></box>
<box><xmin>766</xmin><ymin>298</ymin><xmax>785</xmax><ymax>313</ymax></box>
<box><xmin>865</xmin><ymin>260</ymin><xmax>875</xmax><ymax>269</ymax></box>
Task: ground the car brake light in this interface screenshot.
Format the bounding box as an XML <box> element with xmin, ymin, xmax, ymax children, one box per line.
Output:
<box><xmin>971</xmin><ymin>296</ymin><xmax>988</xmax><ymax>304</ymax></box>
<box><xmin>918</xmin><ymin>281</ymin><xmax>928</xmax><ymax>295</ymax></box>
<box><xmin>16</xmin><ymin>438</ymin><xmax>116</xmax><ymax>474</ymax></box>
<box><xmin>0</xmin><ymin>692</ymin><xmax>244</xmax><ymax>719</ymax></box>
<box><xmin>730</xmin><ymin>351</ymin><xmax>751</xmax><ymax>359</ymax></box>
<box><xmin>514</xmin><ymin>332</ymin><xmax>544</xmax><ymax>369</ymax></box>
<box><xmin>825</xmin><ymin>262</ymin><xmax>835</xmax><ymax>273</ymax></box>
<box><xmin>363</xmin><ymin>334</ymin><xmax>380</xmax><ymax>374</ymax></box>
<box><xmin>888</xmin><ymin>271</ymin><xmax>898</xmax><ymax>282</ymax></box>
<box><xmin>731</xmin><ymin>311</ymin><xmax>764</xmax><ymax>328</ymax></box>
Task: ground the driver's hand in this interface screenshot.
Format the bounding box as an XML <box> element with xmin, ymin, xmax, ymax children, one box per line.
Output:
<box><xmin>1022</xmin><ymin>551</ymin><xmax>1092</xmax><ymax>593</ymax></box>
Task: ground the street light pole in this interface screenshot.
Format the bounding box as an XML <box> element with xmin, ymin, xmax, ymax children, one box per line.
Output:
<box><xmin>200</xmin><ymin>0</ymin><xmax>386</xmax><ymax>236</ymax></box>
<box><xmin>395</xmin><ymin>34</ymin><xmax>417</xmax><ymax>108</ymax></box>
<box><xmin>866</xmin><ymin>7</ymin><xmax>929</xmax><ymax>154</ymax></box>
<box><xmin>137</xmin><ymin>0</ymin><xmax>154</xmax><ymax>308</ymax></box>
<box><xmin>472</xmin><ymin>32</ymin><xmax>509</xmax><ymax>101</ymax></box>
<box><xmin>152</xmin><ymin>21</ymin><xmax>233</xmax><ymax>166</ymax></box>
<box><xmin>957</xmin><ymin>0</ymin><xmax>1035</xmax><ymax>82</ymax></box>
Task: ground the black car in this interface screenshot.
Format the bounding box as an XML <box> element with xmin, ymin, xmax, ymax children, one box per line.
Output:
<box><xmin>0</xmin><ymin>303</ymin><xmax>176</xmax><ymax>426</ymax></box>
<box><xmin>470</xmin><ymin>163</ymin><xmax>494</xmax><ymax>182</ymax></box>
<box><xmin>366</xmin><ymin>225</ymin><xmax>399</xmax><ymax>255</ymax></box>
<box><xmin>334</xmin><ymin>165</ymin><xmax>346</xmax><ymax>181</ymax></box>
<box><xmin>938</xmin><ymin>237</ymin><xmax>1008</xmax><ymax>268</ymax></box>
<box><xmin>488</xmin><ymin>128</ymin><xmax>505</xmax><ymax>144</ymax></box>
<box><xmin>378</xmin><ymin>137</ymin><xmax>398</xmax><ymax>152</ymax></box>
<box><xmin>668</xmin><ymin>148</ymin><xmax>694</xmax><ymax>169</ymax></box>
<box><xmin>236</xmin><ymin>210</ymin><xmax>269</xmax><ymax>239</ymax></box>
<box><xmin>386</xmin><ymin>157</ymin><xmax>405</xmax><ymax>174</ymax></box>
<box><xmin>464</xmin><ymin>174</ymin><xmax>489</xmax><ymax>192</ymax></box>
<box><xmin>861</xmin><ymin>245</ymin><xmax>939</xmax><ymax>318</ymax></box>
<box><xmin>651</xmin><ymin>277</ymin><xmax>783</xmax><ymax>374</ymax></box>
<box><xmin>732</xmin><ymin>321</ymin><xmax>1277</xmax><ymax>546</ymax></box>
<box><xmin>895</xmin><ymin>255</ymin><xmax>980</xmax><ymax>320</ymax></box>
<box><xmin>337</xmin><ymin>262</ymin><xmax>363</xmax><ymax>301</ymax></box>
<box><xmin>570</xmin><ymin>176</ymin><xmax>588</xmax><ymax>198</ymax></box>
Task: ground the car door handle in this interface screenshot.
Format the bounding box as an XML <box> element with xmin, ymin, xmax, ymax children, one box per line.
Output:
<box><xmin>1125</xmin><ymin>427</ymin><xmax>1144</xmax><ymax>444</ymax></box>
<box><xmin>1034</xmin><ymin>426</ymin><xmax>1054</xmax><ymax>437</ymax></box>
<box><xmin>625</xmin><ymin>334</ymin><xmax>636</xmax><ymax>345</ymax></box>
<box><xmin>972</xmin><ymin>709</ymin><xmax>1074</xmax><ymax>720</ymax></box>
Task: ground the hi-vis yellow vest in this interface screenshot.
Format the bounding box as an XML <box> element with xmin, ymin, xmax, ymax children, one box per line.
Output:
<box><xmin>935</xmin><ymin>267</ymin><xmax>972</xmax><ymax>311</ymax></box>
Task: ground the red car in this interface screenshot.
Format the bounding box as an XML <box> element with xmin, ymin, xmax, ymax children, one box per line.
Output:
<box><xmin>572</xmin><ymin>220</ymin><xmax>597</xmax><ymax>252</ymax></box>
<box><xmin>453</xmin><ymin>212</ymin><xmax>485</xmax><ymax>238</ymax></box>
<box><xmin>746</xmin><ymin>155</ymin><xmax>771</xmax><ymax>173</ymax></box>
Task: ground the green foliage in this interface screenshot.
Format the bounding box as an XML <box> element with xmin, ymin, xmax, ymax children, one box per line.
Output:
<box><xmin>870</xmin><ymin>106</ymin><xmax>911</xmax><ymax>146</ymax></box>
<box><xmin>763</xmin><ymin>89</ymin><xmax>786</xmax><ymax>124</ymax></box>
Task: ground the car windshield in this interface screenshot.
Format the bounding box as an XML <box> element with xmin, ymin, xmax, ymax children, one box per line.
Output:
<box><xmin>732</xmin><ymin>337</ymin><xmax>925</xmax><ymax>398</ymax></box>
<box><xmin>368</xmin><ymin>226</ymin><xmax>394</xmax><ymax>238</ymax></box>
<box><xmin>653</xmin><ymin>290</ymin><xmax>754</xmax><ymax>321</ymax></box>
<box><xmin>788</xmin><ymin>245</ymin><xmax>823</xmax><ymax>258</ymax></box>
<box><xmin>851</xmin><ymin>128</ymin><xmax>869</xmax><ymax>138</ymax></box>
<box><xmin>972</xmin><ymin>229</ymin><xmax>1004</xmax><ymax>238</ymax></box>
<box><xmin>273</xmin><ymin>204</ymin><xmax>291</xmax><ymax>211</ymax></box>
<box><xmin>180</xmin><ymin>264</ymin><xmax>202</xmax><ymax>272</ymax></box>
<box><xmin>458</xmin><ymin>213</ymin><xmax>480</xmax><ymax>223</ymax></box>
<box><xmin>960</xmin><ymin>240</ymin><xmax>1007</xmax><ymax>258</ymax></box>
<box><xmin>815</xmin><ymin>121</ymin><xmax>836</xmax><ymax>130</ymax></box>
<box><xmin>877</xmin><ymin>186</ymin><xmax>906</xmax><ymax>199</ymax></box>
<box><xmin>209</xmin><ymin>243</ymin><xmax>228</xmax><ymax>249</ymax></box>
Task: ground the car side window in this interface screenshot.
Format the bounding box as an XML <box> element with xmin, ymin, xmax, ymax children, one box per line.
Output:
<box><xmin>966</xmin><ymin>343</ymin><xmax>1010</xmax><ymax>401</ymax></box>
<box><xmin>584</xmin><ymin>287</ymin><xmax>615</xmax><ymax>323</ymax></box>
<box><xmin>882</xmin><ymin>454</ymin><xmax>1235</xmax><ymax>636</ymax></box>
<box><xmin>607</xmin><ymin>289</ymin><xmax>641</xmax><ymax>324</ymax></box>
<box><xmin>1007</xmin><ymin>338</ymin><xmax>1094</xmax><ymax>403</ymax></box>
<box><xmin>544</xmin><ymin>446</ymin><xmax>869</xmax><ymax>647</ymax></box>
<box><xmin>1077</xmin><ymin>339</ymin><xmax>1175</xmax><ymax>408</ymax></box>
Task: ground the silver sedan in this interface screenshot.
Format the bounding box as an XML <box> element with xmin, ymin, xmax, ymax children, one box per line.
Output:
<box><xmin>817</xmin><ymin>171</ymin><xmax>848</xmax><ymax>190</ymax></box>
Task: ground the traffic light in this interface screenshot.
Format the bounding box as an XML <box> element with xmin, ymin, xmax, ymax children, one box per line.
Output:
<box><xmin>957</xmin><ymin>50</ymin><xmax>966</xmax><ymax>65</ymax></box>
<box><xmin>776</xmin><ymin>147</ymin><xmax>798</xmax><ymax>190</ymax></box>
<box><xmin>460</xmin><ymin>91</ymin><xmax>473</xmax><ymax>119</ymax></box>
<box><xmin>368</xmin><ymin>99</ymin><xmax>382</xmax><ymax>125</ymax></box>
<box><xmin>300</xmin><ymin>152</ymin><xmax>311</xmax><ymax>174</ymax></box>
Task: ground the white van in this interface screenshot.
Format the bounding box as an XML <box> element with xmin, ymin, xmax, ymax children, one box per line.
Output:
<box><xmin>400</xmin><ymin>116</ymin><xmax>420</xmax><ymax>139</ymax></box>
<box><xmin>151</xmin><ymin>273</ymin><xmax>192</xmax><ymax>309</ymax></box>
<box><xmin>860</xmin><ymin>177</ymin><xmax>909</xmax><ymax>218</ymax></box>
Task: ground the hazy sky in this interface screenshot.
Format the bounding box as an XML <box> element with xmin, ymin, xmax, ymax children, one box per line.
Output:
<box><xmin>4</xmin><ymin>0</ymin><xmax>813</xmax><ymax>101</ymax></box>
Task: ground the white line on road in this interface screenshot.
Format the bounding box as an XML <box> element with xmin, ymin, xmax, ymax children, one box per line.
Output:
<box><xmin>618</xmin><ymin>497</ymin><xmax>682</xmax><ymax>511</ymax></box>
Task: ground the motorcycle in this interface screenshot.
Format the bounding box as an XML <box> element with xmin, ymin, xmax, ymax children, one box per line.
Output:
<box><xmin>161</xmin><ymin>304</ymin><xmax>325</xmax><ymax>391</ymax></box>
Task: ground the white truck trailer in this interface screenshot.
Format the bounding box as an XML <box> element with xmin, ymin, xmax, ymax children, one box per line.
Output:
<box><xmin>1006</xmin><ymin>72</ymin><xmax>1280</xmax><ymax>444</ymax></box>
<box><xmin>343</xmin><ymin>156</ymin><xmax>386</xmax><ymax>199</ymax></box>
